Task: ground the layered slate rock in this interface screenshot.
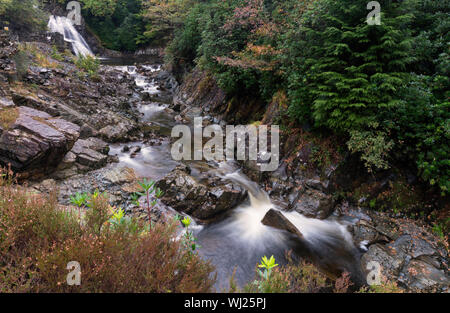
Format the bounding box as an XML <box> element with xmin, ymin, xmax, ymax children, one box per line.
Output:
<box><xmin>289</xmin><ymin>186</ymin><xmax>335</xmax><ymax>220</ymax></box>
<box><xmin>344</xmin><ymin>206</ymin><xmax>450</xmax><ymax>292</ymax></box>
<box><xmin>54</xmin><ymin>137</ymin><xmax>110</xmax><ymax>179</ymax></box>
<box><xmin>261</xmin><ymin>209</ymin><xmax>304</xmax><ymax>239</ymax></box>
<box><xmin>156</xmin><ymin>165</ymin><xmax>246</xmax><ymax>221</ymax></box>
<box><xmin>70</xmin><ymin>138</ymin><xmax>108</xmax><ymax>170</ymax></box>
<box><xmin>98</xmin><ymin>122</ymin><xmax>135</xmax><ymax>142</ymax></box>
<box><xmin>0</xmin><ymin>106</ymin><xmax>80</xmax><ymax>176</ymax></box>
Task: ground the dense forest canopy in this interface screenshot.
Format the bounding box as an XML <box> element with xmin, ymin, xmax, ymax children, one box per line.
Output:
<box><xmin>0</xmin><ymin>0</ymin><xmax>449</xmax><ymax>295</ymax></box>
<box><xmin>168</xmin><ymin>0</ymin><xmax>449</xmax><ymax>194</ymax></box>
<box><xmin>0</xmin><ymin>0</ymin><xmax>448</xmax><ymax>194</ymax></box>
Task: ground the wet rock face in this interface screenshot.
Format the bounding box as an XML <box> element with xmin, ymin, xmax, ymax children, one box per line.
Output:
<box><xmin>344</xmin><ymin>206</ymin><xmax>450</xmax><ymax>292</ymax></box>
<box><xmin>289</xmin><ymin>185</ymin><xmax>335</xmax><ymax>220</ymax></box>
<box><xmin>70</xmin><ymin>138</ymin><xmax>108</xmax><ymax>169</ymax></box>
<box><xmin>261</xmin><ymin>209</ymin><xmax>304</xmax><ymax>239</ymax></box>
<box><xmin>156</xmin><ymin>165</ymin><xmax>247</xmax><ymax>221</ymax></box>
<box><xmin>172</xmin><ymin>70</ymin><xmax>226</xmax><ymax>114</ymax></box>
<box><xmin>0</xmin><ymin>106</ymin><xmax>80</xmax><ymax>177</ymax></box>
<box><xmin>34</xmin><ymin>166</ymin><xmax>139</xmax><ymax>209</ymax></box>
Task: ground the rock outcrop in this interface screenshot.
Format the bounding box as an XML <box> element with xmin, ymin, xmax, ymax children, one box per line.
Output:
<box><xmin>173</xmin><ymin>70</ymin><xmax>226</xmax><ymax>114</ymax></box>
<box><xmin>289</xmin><ymin>187</ymin><xmax>335</xmax><ymax>220</ymax></box>
<box><xmin>156</xmin><ymin>165</ymin><xmax>247</xmax><ymax>221</ymax></box>
<box><xmin>261</xmin><ymin>209</ymin><xmax>304</xmax><ymax>239</ymax></box>
<box><xmin>0</xmin><ymin>106</ymin><xmax>80</xmax><ymax>177</ymax></box>
<box><xmin>342</xmin><ymin>205</ymin><xmax>450</xmax><ymax>292</ymax></box>
<box><xmin>70</xmin><ymin>138</ymin><xmax>109</xmax><ymax>168</ymax></box>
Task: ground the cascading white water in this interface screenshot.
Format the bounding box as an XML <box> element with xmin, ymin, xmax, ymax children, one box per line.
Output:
<box><xmin>48</xmin><ymin>15</ymin><xmax>93</xmax><ymax>57</ymax></box>
<box><xmin>220</xmin><ymin>167</ymin><xmax>355</xmax><ymax>248</ymax></box>
<box><xmin>195</xmin><ymin>163</ymin><xmax>363</xmax><ymax>289</ymax></box>
<box><xmin>101</xmin><ymin>56</ymin><xmax>363</xmax><ymax>288</ymax></box>
<box><xmin>115</xmin><ymin>65</ymin><xmax>161</xmax><ymax>94</ymax></box>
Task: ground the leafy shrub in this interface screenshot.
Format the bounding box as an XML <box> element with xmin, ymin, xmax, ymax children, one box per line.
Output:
<box><xmin>35</xmin><ymin>220</ymin><xmax>215</xmax><ymax>292</ymax></box>
<box><xmin>50</xmin><ymin>46</ymin><xmax>64</xmax><ymax>62</ymax></box>
<box><xmin>0</xmin><ymin>0</ymin><xmax>47</xmax><ymax>32</ymax></box>
<box><xmin>0</xmin><ymin>107</ymin><xmax>18</xmax><ymax>129</ymax></box>
<box><xmin>74</xmin><ymin>55</ymin><xmax>100</xmax><ymax>78</ymax></box>
<box><xmin>240</xmin><ymin>254</ymin><xmax>330</xmax><ymax>293</ymax></box>
<box><xmin>17</xmin><ymin>43</ymin><xmax>60</xmax><ymax>70</ymax></box>
<box><xmin>82</xmin><ymin>0</ymin><xmax>148</xmax><ymax>51</ymax></box>
<box><xmin>0</xmin><ymin>168</ymin><xmax>216</xmax><ymax>292</ymax></box>
<box><xmin>432</xmin><ymin>218</ymin><xmax>449</xmax><ymax>240</ymax></box>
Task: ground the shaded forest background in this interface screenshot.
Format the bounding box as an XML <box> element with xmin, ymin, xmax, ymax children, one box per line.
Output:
<box><xmin>0</xmin><ymin>0</ymin><xmax>448</xmax><ymax>195</ymax></box>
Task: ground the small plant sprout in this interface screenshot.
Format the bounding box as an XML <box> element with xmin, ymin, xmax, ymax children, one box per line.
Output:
<box><xmin>258</xmin><ymin>255</ymin><xmax>278</xmax><ymax>280</ymax></box>
<box><xmin>112</xmin><ymin>207</ymin><xmax>125</xmax><ymax>223</ymax></box>
<box><xmin>130</xmin><ymin>192</ymin><xmax>140</xmax><ymax>206</ymax></box>
<box><xmin>184</xmin><ymin>231</ymin><xmax>198</xmax><ymax>252</ymax></box>
<box><xmin>181</xmin><ymin>216</ymin><xmax>191</xmax><ymax>228</ymax></box>
<box><xmin>107</xmin><ymin>206</ymin><xmax>143</xmax><ymax>234</ymax></box>
<box><xmin>70</xmin><ymin>192</ymin><xmax>89</xmax><ymax>221</ymax></box>
<box><xmin>86</xmin><ymin>190</ymin><xmax>108</xmax><ymax>209</ymax></box>
<box><xmin>69</xmin><ymin>192</ymin><xmax>88</xmax><ymax>208</ymax></box>
<box><xmin>137</xmin><ymin>178</ymin><xmax>164</xmax><ymax>222</ymax></box>
<box><xmin>178</xmin><ymin>215</ymin><xmax>199</xmax><ymax>253</ymax></box>
<box><xmin>248</xmin><ymin>255</ymin><xmax>280</xmax><ymax>292</ymax></box>
<box><xmin>91</xmin><ymin>189</ymin><xmax>100</xmax><ymax>200</ymax></box>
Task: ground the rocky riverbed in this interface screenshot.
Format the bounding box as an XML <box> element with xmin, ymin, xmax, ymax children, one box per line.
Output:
<box><xmin>0</xmin><ymin>31</ymin><xmax>448</xmax><ymax>292</ymax></box>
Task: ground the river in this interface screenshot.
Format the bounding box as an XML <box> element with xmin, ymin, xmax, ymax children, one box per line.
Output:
<box><xmin>102</xmin><ymin>57</ymin><xmax>365</xmax><ymax>291</ymax></box>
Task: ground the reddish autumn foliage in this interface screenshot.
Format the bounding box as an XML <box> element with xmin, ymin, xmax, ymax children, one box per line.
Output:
<box><xmin>0</xmin><ymin>167</ymin><xmax>216</xmax><ymax>292</ymax></box>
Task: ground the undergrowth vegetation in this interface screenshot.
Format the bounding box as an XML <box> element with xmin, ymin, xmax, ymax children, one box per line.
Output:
<box><xmin>0</xmin><ymin>167</ymin><xmax>216</xmax><ymax>292</ymax></box>
<box><xmin>228</xmin><ymin>254</ymin><xmax>404</xmax><ymax>293</ymax></box>
<box><xmin>74</xmin><ymin>55</ymin><xmax>100</xmax><ymax>79</ymax></box>
<box><xmin>0</xmin><ymin>107</ymin><xmax>18</xmax><ymax>129</ymax></box>
<box><xmin>167</xmin><ymin>0</ymin><xmax>449</xmax><ymax>195</ymax></box>
<box><xmin>0</xmin><ymin>167</ymin><xmax>405</xmax><ymax>293</ymax></box>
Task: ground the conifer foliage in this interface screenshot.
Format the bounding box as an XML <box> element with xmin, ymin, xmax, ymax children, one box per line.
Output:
<box><xmin>169</xmin><ymin>0</ymin><xmax>449</xmax><ymax>193</ymax></box>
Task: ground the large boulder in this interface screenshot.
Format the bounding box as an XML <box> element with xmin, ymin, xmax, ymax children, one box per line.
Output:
<box><xmin>70</xmin><ymin>138</ymin><xmax>108</xmax><ymax>169</ymax></box>
<box><xmin>0</xmin><ymin>106</ymin><xmax>80</xmax><ymax>177</ymax></box>
<box><xmin>261</xmin><ymin>209</ymin><xmax>304</xmax><ymax>239</ymax></box>
<box><xmin>53</xmin><ymin>137</ymin><xmax>110</xmax><ymax>179</ymax></box>
<box><xmin>360</xmin><ymin>240</ymin><xmax>449</xmax><ymax>292</ymax></box>
<box><xmin>344</xmin><ymin>206</ymin><xmax>450</xmax><ymax>292</ymax></box>
<box><xmin>156</xmin><ymin>165</ymin><xmax>246</xmax><ymax>221</ymax></box>
<box><xmin>289</xmin><ymin>187</ymin><xmax>335</xmax><ymax>219</ymax></box>
<box><xmin>98</xmin><ymin>122</ymin><xmax>135</xmax><ymax>142</ymax></box>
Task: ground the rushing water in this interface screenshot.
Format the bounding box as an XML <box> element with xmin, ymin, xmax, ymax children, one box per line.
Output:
<box><xmin>195</xmin><ymin>165</ymin><xmax>363</xmax><ymax>290</ymax></box>
<box><xmin>115</xmin><ymin>65</ymin><xmax>162</xmax><ymax>94</ymax></box>
<box><xmin>48</xmin><ymin>16</ymin><xmax>93</xmax><ymax>57</ymax></box>
<box><xmin>106</xmin><ymin>59</ymin><xmax>364</xmax><ymax>291</ymax></box>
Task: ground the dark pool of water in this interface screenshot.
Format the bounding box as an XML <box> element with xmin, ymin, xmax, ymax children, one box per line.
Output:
<box><xmin>100</xmin><ymin>55</ymin><xmax>161</xmax><ymax>66</ymax></box>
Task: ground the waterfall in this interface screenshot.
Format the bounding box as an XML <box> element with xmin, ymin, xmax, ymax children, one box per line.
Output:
<box><xmin>47</xmin><ymin>15</ymin><xmax>93</xmax><ymax>57</ymax></box>
<box><xmin>221</xmin><ymin>167</ymin><xmax>354</xmax><ymax>247</ymax></box>
<box><xmin>196</xmin><ymin>162</ymin><xmax>364</xmax><ymax>289</ymax></box>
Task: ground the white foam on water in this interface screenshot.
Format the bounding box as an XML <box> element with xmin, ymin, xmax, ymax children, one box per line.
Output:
<box><xmin>219</xmin><ymin>166</ymin><xmax>355</xmax><ymax>250</ymax></box>
<box><xmin>114</xmin><ymin>65</ymin><xmax>160</xmax><ymax>94</ymax></box>
<box><xmin>48</xmin><ymin>15</ymin><xmax>93</xmax><ymax>57</ymax></box>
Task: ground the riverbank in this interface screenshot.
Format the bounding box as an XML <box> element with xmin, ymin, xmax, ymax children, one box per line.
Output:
<box><xmin>0</xmin><ymin>28</ymin><xmax>448</xmax><ymax>292</ymax></box>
